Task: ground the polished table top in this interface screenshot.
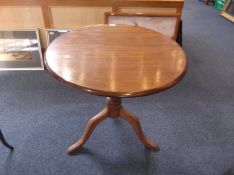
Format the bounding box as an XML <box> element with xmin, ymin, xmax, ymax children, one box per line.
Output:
<box><xmin>45</xmin><ymin>24</ymin><xmax>187</xmax><ymax>97</ymax></box>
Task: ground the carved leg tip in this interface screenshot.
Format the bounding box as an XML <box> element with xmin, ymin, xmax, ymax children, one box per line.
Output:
<box><xmin>145</xmin><ymin>139</ymin><xmax>160</xmax><ymax>151</ymax></box>
<box><xmin>67</xmin><ymin>147</ymin><xmax>77</xmax><ymax>155</ymax></box>
<box><xmin>66</xmin><ymin>145</ymin><xmax>82</xmax><ymax>155</ymax></box>
<box><xmin>146</xmin><ymin>144</ymin><xmax>160</xmax><ymax>151</ymax></box>
<box><xmin>151</xmin><ymin>144</ymin><xmax>160</xmax><ymax>151</ymax></box>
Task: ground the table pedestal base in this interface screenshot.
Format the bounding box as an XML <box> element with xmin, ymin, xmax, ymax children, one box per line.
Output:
<box><xmin>0</xmin><ymin>129</ymin><xmax>14</xmax><ymax>150</ymax></box>
<box><xmin>67</xmin><ymin>97</ymin><xmax>159</xmax><ymax>155</ymax></box>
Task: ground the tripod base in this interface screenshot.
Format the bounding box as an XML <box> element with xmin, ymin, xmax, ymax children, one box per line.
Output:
<box><xmin>0</xmin><ymin>129</ymin><xmax>14</xmax><ymax>150</ymax></box>
<box><xmin>67</xmin><ymin>97</ymin><xmax>159</xmax><ymax>155</ymax></box>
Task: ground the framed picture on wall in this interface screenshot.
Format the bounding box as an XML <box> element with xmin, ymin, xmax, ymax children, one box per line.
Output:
<box><xmin>46</xmin><ymin>29</ymin><xmax>72</xmax><ymax>46</ymax></box>
<box><xmin>221</xmin><ymin>0</ymin><xmax>234</xmax><ymax>23</ymax></box>
<box><xmin>0</xmin><ymin>29</ymin><xmax>44</xmax><ymax>70</ymax></box>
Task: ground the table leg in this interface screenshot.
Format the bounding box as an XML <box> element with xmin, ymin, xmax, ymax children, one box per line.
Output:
<box><xmin>67</xmin><ymin>107</ymin><xmax>109</xmax><ymax>154</ymax></box>
<box><xmin>67</xmin><ymin>97</ymin><xmax>159</xmax><ymax>155</ymax></box>
<box><xmin>119</xmin><ymin>108</ymin><xmax>159</xmax><ymax>150</ymax></box>
<box><xmin>0</xmin><ymin>129</ymin><xmax>14</xmax><ymax>150</ymax></box>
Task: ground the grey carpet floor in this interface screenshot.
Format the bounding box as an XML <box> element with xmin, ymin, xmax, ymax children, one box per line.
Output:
<box><xmin>1</xmin><ymin>0</ymin><xmax>234</xmax><ymax>175</ymax></box>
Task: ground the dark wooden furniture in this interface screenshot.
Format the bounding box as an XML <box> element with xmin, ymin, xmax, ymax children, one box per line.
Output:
<box><xmin>177</xmin><ymin>20</ymin><xmax>183</xmax><ymax>46</ymax></box>
<box><xmin>45</xmin><ymin>24</ymin><xmax>187</xmax><ymax>155</ymax></box>
<box><xmin>199</xmin><ymin>0</ymin><xmax>215</xmax><ymax>5</ymax></box>
<box><xmin>0</xmin><ymin>129</ymin><xmax>14</xmax><ymax>150</ymax></box>
<box><xmin>223</xmin><ymin>166</ymin><xmax>234</xmax><ymax>175</ymax></box>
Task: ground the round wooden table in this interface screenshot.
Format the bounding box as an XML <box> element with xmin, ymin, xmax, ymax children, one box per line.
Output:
<box><xmin>45</xmin><ymin>24</ymin><xmax>187</xmax><ymax>155</ymax></box>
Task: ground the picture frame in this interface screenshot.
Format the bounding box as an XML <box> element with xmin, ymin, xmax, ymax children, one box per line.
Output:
<box><xmin>46</xmin><ymin>29</ymin><xmax>72</xmax><ymax>46</ymax></box>
<box><xmin>221</xmin><ymin>0</ymin><xmax>234</xmax><ymax>23</ymax></box>
<box><xmin>105</xmin><ymin>12</ymin><xmax>180</xmax><ymax>41</ymax></box>
<box><xmin>0</xmin><ymin>28</ymin><xmax>44</xmax><ymax>70</ymax></box>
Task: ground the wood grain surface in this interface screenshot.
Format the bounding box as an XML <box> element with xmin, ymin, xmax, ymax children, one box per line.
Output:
<box><xmin>45</xmin><ymin>24</ymin><xmax>187</xmax><ymax>97</ymax></box>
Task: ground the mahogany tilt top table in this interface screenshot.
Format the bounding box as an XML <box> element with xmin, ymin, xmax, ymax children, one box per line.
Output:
<box><xmin>45</xmin><ymin>24</ymin><xmax>187</xmax><ymax>155</ymax></box>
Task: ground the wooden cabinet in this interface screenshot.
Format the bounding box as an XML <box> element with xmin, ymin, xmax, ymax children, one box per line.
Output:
<box><xmin>0</xmin><ymin>0</ymin><xmax>184</xmax><ymax>48</ymax></box>
<box><xmin>50</xmin><ymin>7</ymin><xmax>112</xmax><ymax>28</ymax></box>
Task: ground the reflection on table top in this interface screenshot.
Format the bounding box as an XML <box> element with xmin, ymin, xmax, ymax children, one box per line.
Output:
<box><xmin>45</xmin><ymin>24</ymin><xmax>187</xmax><ymax>97</ymax></box>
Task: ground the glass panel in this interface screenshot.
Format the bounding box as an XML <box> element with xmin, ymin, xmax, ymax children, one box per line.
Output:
<box><xmin>0</xmin><ymin>29</ymin><xmax>43</xmax><ymax>70</ymax></box>
<box><xmin>46</xmin><ymin>29</ymin><xmax>72</xmax><ymax>45</ymax></box>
